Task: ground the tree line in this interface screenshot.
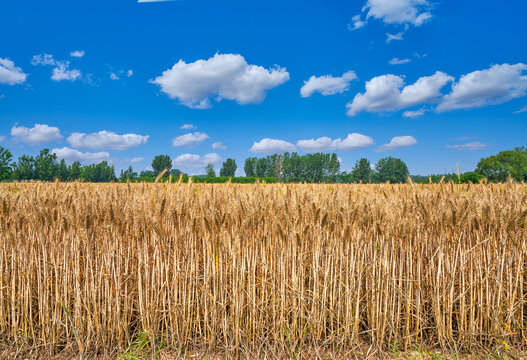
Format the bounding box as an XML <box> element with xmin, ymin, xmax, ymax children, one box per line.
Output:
<box><xmin>0</xmin><ymin>146</ymin><xmax>526</xmax><ymax>183</ymax></box>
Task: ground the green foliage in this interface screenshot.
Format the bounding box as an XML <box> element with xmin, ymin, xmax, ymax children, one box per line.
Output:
<box><xmin>151</xmin><ymin>155</ymin><xmax>172</xmax><ymax>176</ymax></box>
<box><xmin>13</xmin><ymin>155</ymin><xmax>36</xmax><ymax>180</ymax></box>
<box><xmin>80</xmin><ymin>161</ymin><xmax>117</xmax><ymax>182</ymax></box>
<box><xmin>244</xmin><ymin>157</ymin><xmax>257</xmax><ymax>177</ymax></box>
<box><xmin>34</xmin><ymin>149</ymin><xmax>58</xmax><ymax>181</ymax></box>
<box><xmin>169</xmin><ymin>168</ymin><xmax>183</xmax><ymax>177</ymax></box>
<box><xmin>139</xmin><ymin>170</ymin><xmax>155</xmax><ymax>178</ymax></box>
<box><xmin>476</xmin><ymin>149</ymin><xmax>527</xmax><ymax>182</ymax></box>
<box><xmin>351</xmin><ymin>158</ymin><xmax>373</xmax><ymax>183</ymax></box>
<box><xmin>120</xmin><ymin>166</ymin><xmax>138</xmax><ymax>181</ymax></box>
<box><xmin>205</xmin><ymin>163</ymin><xmax>216</xmax><ymax>178</ymax></box>
<box><xmin>56</xmin><ymin>159</ymin><xmax>69</xmax><ymax>181</ymax></box>
<box><xmin>376</xmin><ymin>157</ymin><xmax>409</xmax><ymax>183</ymax></box>
<box><xmin>219</xmin><ymin>158</ymin><xmax>237</xmax><ymax>177</ymax></box>
<box><xmin>68</xmin><ymin>161</ymin><xmax>82</xmax><ymax>180</ymax></box>
<box><xmin>0</xmin><ymin>146</ymin><xmax>13</xmax><ymax>181</ymax></box>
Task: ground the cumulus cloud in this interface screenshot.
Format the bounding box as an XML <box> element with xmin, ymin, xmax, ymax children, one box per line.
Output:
<box><xmin>131</xmin><ymin>157</ymin><xmax>145</xmax><ymax>163</ymax></box>
<box><xmin>212</xmin><ymin>141</ymin><xmax>227</xmax><ymax>149</ymax></box>
<box><xmin>32</xmin><ymin>53</ymin><xmax>82</xmax><ymax>82</ymax></box>
<box><xmin>362</xmin><ymin>0</ymin><xmax>432</xmax><ymax>27</ymax></box>
<box><xmin>403</xmin><ymin>109</ymin><xmax>426</xmax><ymax>117</ymax></box>
<box><xmin>389</xmin><ymin>57</ymin><xmax>411</xmax><ymax>65</ymax></box>
<box><xmin>110</xmin><ymin>73</ymin><xmax>119</xmax><ymax>80</ymax></box>
<box><xmin>171</xmin><ymin>132</ymin><xmax>209</xmax><ymax>147</ymax></box>
<box><xmin>11</xmin><ymin>124</ymin><xmax>63</xmax><ymax>145</ymax></box>
<box><xmin>0</xmin><ymin>58</ymin><xmax>27</xmax><ymax>85</ymax></box>
<box><xmin>296</xmin><ymin>133</ymin><xmax>374</xmax><ymax>152</ymax></box>
<box><xmin>151</xmin><ymin>53</ymin><xmax>290</xmax><ymax>108</ymax></box>
<box><xmin>172</xmin><ymin>153</ymin><xmax>222</xmax><ymax>169</ymax></box>
<box><xmin>349</xmin><ymin>14</ymin><xmax>366</xmax><ymax>30</ymax></box>
<box><xmin>250</xmin><ymin>138</ymin><xmax>297</xmax><ymax>154</ymax></box>
<box><xmin>70</xmin><ymin>50</ymin><xmax>85</xmax><ymax>58</ymax></box>
<box><xmin>127</xmin><ymin>70</ymin><xmax>134</xmax><ymax>77</ymax></box>
<box><xmin>386</xmin><ymin>32</ymin><xmax>404</xmax><ymax>43</ymax></box>
<box><xmin>180</xmin><ymin>124</ymin><xmax>196</xmax><ymax>130</ymax></box>
<box><xmin>31</xmin><ymin>54</ymin><xmax>56</xmax><ymax>66</ymax></box>
<box><xmin>300</xmin><ymin>71</ymin><xmax>357</xmax><ymax>97</ymax></box>
<box><xmin>51</xmin><ymin>63</ymin><xmax>82</xmax><ymax>82</ymax></box>
<box><xmin>67</xmin><ymin>130</ymin><xmax>149</xmax><ymax>150</ymax></box>
<box><xmin>376</xmin><ymin>136</ymin><xmax>417</xmax><ymax>152</ymax></box>
<box><xmin>347</xmin><ymin>71</ymin><xmax>454</xmax><ymax>116</ymax></box>
<box><xmin>446</xmin><ymin>141</ymin><xmax>487</xmax><ymax>151</ymax></box>
<box><xmin>437</xmin><ymin>63</ymin><xmax>527</xmax><ymax>112</ymax></box>
<box><xmin>52</xmin><ymin>147</ymin><xmax>110</xmax><ymax>164</ymax></box>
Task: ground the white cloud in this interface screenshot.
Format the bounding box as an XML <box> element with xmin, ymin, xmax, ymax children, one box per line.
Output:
<box><xmin>297</xmin><ymin>133</ymin><xmax>374</xmax><ymax>152</ymax></box>
<box><xmin>446</xmin><ymin>141</ymin><xmax>487</xmax><ymax>151</ymax></box>
<box><xmin>349</xmin><ymin>14</ymin><xmax>366</xmax><ymax>30</ymax></box>
<box><xmin>172</xmin><ymin>153</ymin><xmax>222</xmax><ymax>169</ymax></box>
<box><xmin>131</xmin><ymin>157</ymin><xmax>145</xmax><ymax>163</ymax></box>
<box><xmin>514</xmin><ymin>105</ymin><xmax>527</xmax><ymax>114</ymax></box>
<box><xmin>250</xmin><ymin>138</ymin><xmax>297</xmax><ymax>154</ymax></box>
<box><xmin>437</xmin><ymin>63</ymin><xmax>527</xmax><ymax>112</ymax></box>
<box><xmin>0</xmin><ymin>135</ymin><xmax>5</xmax><ymax>142</ymax></box>
<box><xmin>67</xmin><ymin>130</ymin><xmax>149</xmax><ymax>150</ymax></box>
<box><xmin>51</xmin><ymin>63</ymin><xmax>82</xmax><ymax>82</ymax></box>
<box><xmin>11</xmin><ymin>124</ymin><xmax>63</xmax><ymax>145</ymax></box>
<box><xmin>180</xmin><ymin>124</ymin><xmax>196</xmax><ymax>130</ymax></box>
<box><xmin>212</xmin><ymin>141</ymin><xmax>227</xmax><ymax>149</ymax></box>
<box><xmin>151</xmin><ymin>53</ymin><xmax>290</xmax><ymax>108</ymax></box>
<box><xmin>386</xmin><ymin>32</ymin><xmax>404</xmax><ymax>43</ymax></box>
<box><xmin>31</xmin><ymin>53</ymin><xmax>56</xmax><ymax>66</ymax></box>
<box><xmin>70</xmin><ymin>50</ymin><xmax>85</xmax><ymax>58</ymax></box>
<box><xmin>127</xmin><ymin>70</ymin><xmax>134</xmax><ymax>77</ymax></box>
<box><xmin>31</xmin><ymin>53</ymin><xmax>82</xmax><ymax>82</ymax></box>
<box><xmin>172</xmin><ymin>132</ymin><xmax>209</xmax><ymax>147</ymax></box>
<box><xmin>52</xmin><ymin>147</ymin><xmax>110</xmax><ymax>164</ymax></box>
<box><xmin>300</xmin><ymin>71</ymin><xmax>357</xmax><ymax>97</ymax></box>
<box><xmin>362</xmin><ymin>0</ymin><xmax>432</xmax><ymax>27</ymax></box>
<box><xmin>0</xmin><ymin>58</ymin><xmax>27</xmax><ymax>85</ymax></box>
<box><xmin>110</xmin><ymin>73</ymin><xmax>119</xmax><ymax>80</ymax></box>
<box><xmin>389</xmin><ymin>57</ymin><xmax>411</xmax><ymax>65</ymax></box>
<box><xmin>297</xmin><ymin>137</ymin><xmax>337</xmax><ymax>152</ymax></box>
<box><xmin>347</xmin><ymin>71</ymin><xmax>454</xmax><ymax>116</ymax></box>
<box><xmin>403</xmin><ymin>108</ymin><xmax>426</xmax><ymax>117</ymax></box>
<box><xmin>376</xmin><ymin>136</ymin><xmax>417</xmax><ymax>152</ymax></box>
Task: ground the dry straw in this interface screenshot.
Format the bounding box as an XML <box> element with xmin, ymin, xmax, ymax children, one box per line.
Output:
<box><xmin>0</xmin><ymin>182</ymin><xmax>525</xmax><ymax>357</ymax></box>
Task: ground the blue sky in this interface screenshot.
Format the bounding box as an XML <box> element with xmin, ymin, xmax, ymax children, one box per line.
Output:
<box><xmin>1</xmin><ymin>0</ymin><xmax>526</xmax><ymax>175</ymax></box>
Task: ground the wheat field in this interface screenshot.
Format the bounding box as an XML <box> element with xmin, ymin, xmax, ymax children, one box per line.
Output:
<box><xmin>0</xmin><ymin>182</ymin><xmax>526</xmax><ymax>359</ymax></box>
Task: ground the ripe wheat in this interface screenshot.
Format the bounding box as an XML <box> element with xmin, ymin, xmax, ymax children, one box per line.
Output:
<box><xmin>0</xmin><ymin>182</ymin><xmax>525</xmax><ymax>357</ymax></box>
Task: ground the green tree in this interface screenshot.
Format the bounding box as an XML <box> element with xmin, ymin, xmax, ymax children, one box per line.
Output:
<box><xmin>170</xmin><ymin>169</ymin><xmax>183</xmax><ymax>178</ymax></box>
<box><xmin>375</xmin><ymin>157</ymin><xmax>409</xmax><ymax>184</ymax></box>
<box><xmin>13</xmin><ymin>155</ymin><xmax>35</xmax><ymax>180</ymax></box>
<box><xmin>57</xmin><ymin>159</ymin><xmax>69</xmax><ymax>181</ymax></box>
<box><xmin>476</xmin><ymin>150</ymin><xmax>527</xmax><ymax>182</ymax></box>
<box><xmin>33</xmin><ymin>149</ymin><xmax>58</xmax><ymax>181</ymax></box>
<box><xmin>140</xmin><ymin>170</ymin><xmax>156</xmax><ymax>178</ymax></box>
<box><xmin>256</xmin><ymin>157</ymin><xmax>269</xmax><ymax>178</ymax></box>
<box><xmin>0</xmin><ymin>146</ymin><xmax>13</xmax><ymax>181</ymax></box>
<box><xmin>244</xmin><ymin>157</ymin><xmax>257</xmax><ymax>177</ymax></box>
<box><xmin>120</xmin><ymin>166</ymin><xmax>138</xmax><ymax>181</ymax></box>
<box><xmin>351</xmin><ymin>158</ymin><xmax>373</xmax><ymax>183</ymax></box>
<box><xmin>81</xmin><ymin>161</ymin><xmax>117</xmax><ymax>182</ymax></box>
<box><xmin>219</xmin><ymin>158</ymin><xmax>237</xmax><ymax>177</ymax></box>
<box><xmin>151</xmin><ymin>155</ymin><xmax>172</xmax><ymax>176</ymax></box>
<box><xmin>205</xmin><ymin>164</ymin><xmax>216</xmax><ymax>178</ymax></box>
<box><xmin>68</xmin><ymin>162</ymin><xmax>82</xmax><ymax>180</ymax></box>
